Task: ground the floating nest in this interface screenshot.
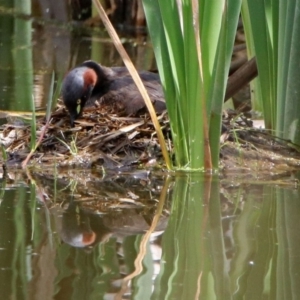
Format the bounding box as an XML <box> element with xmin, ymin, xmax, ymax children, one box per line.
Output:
<box><xmin>220</xmin><ymin>110</ymin><xmax>300</xmax><ymax>177</ymax></box>
<box><xmin>0</xmin><ymin>101</ymin><xmax>170</xmax><ymax>169</ymax></box>
<box><xmin>1</xmin><ymin>101</ymin><xmax>300</xmax><ymax>176</ymax></box>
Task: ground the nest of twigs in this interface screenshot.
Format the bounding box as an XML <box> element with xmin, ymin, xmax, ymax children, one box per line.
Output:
<box><xmin>0</xmin><ymin>101</ymin><xmax>171</xmax><ymax>169</ymax></box>
<box><xmin>220</xmin><ymin>110</ymin><xmax>300</xmax><ymax>176</ymax></box>
<box><xmin>2</xmin><ymin>101</ymin><xmax>300</xmax><ymax>175</ymax></box>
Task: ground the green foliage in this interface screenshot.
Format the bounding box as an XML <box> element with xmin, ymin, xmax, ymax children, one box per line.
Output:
<box><xmin>276</xmin><ymin>1</ymin><xmax>300</xmax><ymax>144</ymax></box>
<box><xmin>243</xmin><ymin>0</ymin><xmax>300</xmax><ymax>145</ymax></box>
<box><xmin>242</xmin><ymin>0</ymin><xmax>278</xmax><ymax>130</ymax></box>
<box><xmin>13</xmin><ymin>0</ymin><xmax>33</xmax><ymax>112</ymax></box>
<box><xmin>143</xmin><ymin>0</ymin><xmax>241</xmax><ymax>170</ymax></box>
<box><xmin>56</xmin><ymin>135</ymin><xmax>78</xmax><ymax>156</ymax></box>
<box><xmin>1</xmin><ymin>144</ymin><xmax>7</xmax><ymax>161</ymax></box>
<box><xmin>30</xmin><ymin>95</ymin><xmax>37</xmax><ymax>151</ymax></box>
<box><xmin>30</xmin><ymin>72</ymin><xmax>60</xmax><ymax>153</ymax></box>
<box><xmin>46</xmin><ymin>72</ymin><xmax>61</xmax><ymax>122</ymax></box>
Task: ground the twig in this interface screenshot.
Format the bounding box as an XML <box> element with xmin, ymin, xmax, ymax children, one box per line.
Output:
<box><xmin>21</xmin><ymin>118</ymin><xmax>52</xmax><ymax>168</ymax></box>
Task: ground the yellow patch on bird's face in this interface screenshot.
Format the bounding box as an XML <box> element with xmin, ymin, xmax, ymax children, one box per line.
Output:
<box><xmin>76</xmin><ymin>99</ymin><xmax>81</xmax><ymax>114</ymax></box>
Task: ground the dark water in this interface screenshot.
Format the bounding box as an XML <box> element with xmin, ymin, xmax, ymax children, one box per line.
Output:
<box><xmin>1</xmin><ymin>3</ymin><xmax>300</xmax><ymax>300</ymax></box>
<box><xmin>1</xmin><ymin>171</ymin><xmax>300</xmax><ymax>299</ymax></box>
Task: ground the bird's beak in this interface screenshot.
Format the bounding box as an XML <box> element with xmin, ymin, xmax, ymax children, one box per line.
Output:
<box><xmin>69</xmin><ymin>99</ymin><xmax>83</xmax><ymax>127</ymax></box>
<box><xmin>76</xmin><ymin>102</ymin><xmax>82</xmax><ymax>115</ymax></box>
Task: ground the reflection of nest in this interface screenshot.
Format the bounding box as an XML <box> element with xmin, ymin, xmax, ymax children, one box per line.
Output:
<box><xmin>33</xmin><ymin>168</ymin><xmax>172</xmax><ymax>215</ymax></box>
<box><xmin>0</xmin><ymin>101</ymin><xmax>171</xmax><ymax>168</ymax></box>
<box><xmin>33</xmin><ymin>170</ymin><xmax>171</xmax><ymax>241</ymax></box>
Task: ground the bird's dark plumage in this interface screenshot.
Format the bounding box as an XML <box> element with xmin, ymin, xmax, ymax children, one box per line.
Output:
<box><xmin>61</xmin><ymin>60</ymin><xmax>165</xmax><ymax>126</ymax></box>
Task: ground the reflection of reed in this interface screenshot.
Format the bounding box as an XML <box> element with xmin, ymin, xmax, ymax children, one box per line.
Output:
<box><xmin>13</xmin><ymin>0</ymin><xmax>33</xmax><ymax>112</ymax></box>
<box><xmin>98</xmin><ymin>0</ymin><xmax>146</xmax><ymax>29</ymax></box>
<box><xmin>32</xmin><ymin>0</ymin><xmax>71</xmax><ymax>111</ymax></box>
<box><xmin>32</xmin><ymin>3</ymin><xmax>70</xmax><ymax>68</ymax></box>
<box><xmin>115</xmin><ymin>176</ymin><xmax>171</xmax><ymax>299</ymax></box>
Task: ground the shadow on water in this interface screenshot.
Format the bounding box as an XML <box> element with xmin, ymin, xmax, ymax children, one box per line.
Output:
<box><xmin>0</xmin><ymin>170</ymin><xmax>300</xmax><ymax>299</ymax></box>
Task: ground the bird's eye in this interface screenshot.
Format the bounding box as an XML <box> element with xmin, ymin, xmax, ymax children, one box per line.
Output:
<box><xmin>77</xmin><ymin>99</ymin><xmax>81</xmax><ymax>105</ymax></box>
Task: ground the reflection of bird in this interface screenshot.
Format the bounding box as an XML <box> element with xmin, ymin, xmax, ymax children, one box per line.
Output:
<box><xmin>61</xmin><ymin>60</ymin><xmax>166</xmax><ymax>126</ymax></box>
<box><xmin>60</xmin><ymin>201</ymin><xmax>97</xmax><ymax>248</ymax></box>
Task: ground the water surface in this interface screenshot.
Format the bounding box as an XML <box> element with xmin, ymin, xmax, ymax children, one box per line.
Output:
<box><xmin>0</xmin><ymin>171</ymin><xmax>300</xmax><ymax>299</ymax></box>
<box><xmin>0</xmin><ymin>5</ymin><xmax>155</xmax><ymax>115</ymax></box>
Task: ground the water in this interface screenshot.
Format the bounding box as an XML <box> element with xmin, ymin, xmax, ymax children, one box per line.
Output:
<box><xmin>1</xmin><ymin>3</ymin><xmax>300</xmax><ymax>300</ymax></box>
<box><xmin>0</xmin><ymin>5</ymin><xmax>155</xmax><ymax>115</ymax></box>
<box><xmin>0</xmin><ymin>171</ymin><xmax>300</xmax><ymax>299</ymax></box>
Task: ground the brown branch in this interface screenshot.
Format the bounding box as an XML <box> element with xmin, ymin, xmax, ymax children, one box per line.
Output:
<box><xmin>229</xmin><ymin>57</ymin><xmax>248</xmax><ymax>75</ymax></box>
<box><xmin>225</xmin><ymin>57</ymin><xmax>258</xmax><ymax>101</ymax></box>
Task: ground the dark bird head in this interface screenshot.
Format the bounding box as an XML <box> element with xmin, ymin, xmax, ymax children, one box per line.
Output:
<box><xmin>62</xmin><ymin>61</ymin><xmax>103</xmax><ymax>126</ymax></box>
